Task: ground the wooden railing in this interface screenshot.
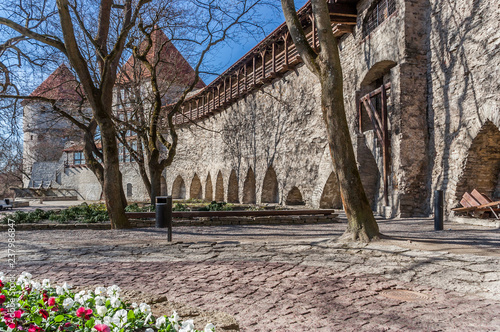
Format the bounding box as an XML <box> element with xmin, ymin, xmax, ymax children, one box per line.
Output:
<box><xmin>170</xmin><ymin>0</ymin><xmax>357</xmax><ymax>125</ymax></box>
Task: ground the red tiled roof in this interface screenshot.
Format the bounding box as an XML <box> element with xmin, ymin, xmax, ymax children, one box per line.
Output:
<box><xmin>118</xmin><ymin>29</ymin><xmax>205</xmax><ymax>89</ymax></box>
<box><xmin>26</xmin><ymin>64</ymin><xmax>83</xmax><ymax>104</ymax></box>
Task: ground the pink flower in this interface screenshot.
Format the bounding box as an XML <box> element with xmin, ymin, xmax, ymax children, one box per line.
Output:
<box><xmin>14</xmin><ymin>310</ymin><xmax>23</xmax><ymax>318</ymax></box>
<box><xmin>48</xmin><ymin>297</ymin><xmax>56</xmax><ymax>307</ymax></box>
<box><xmin>76</xmin><ymin>307</ymin><xmax>93</xmax><ymax>320</ymax></box>
<box><xmin>0</xmin><ymin>294</ymin><xmax>5</xmax><ymax>305</ymax></box>
<box><xmin>39</xmin><ymin>308</ymin><xmax>49</xmax><ymax>319</ymax></box>
<box><xmin>0</xmin><ymin>280</ymin><xmax>4</xmax><ymax>289</ymax></box>
<box><xmin>94</xmin><ymin>324</ymin><xmax>111</xmax><ymax>332</ymax></box>
<box><xmin>29</xmin><ymin>324</ymin><xmax>42</xmax><ymax>332</ymax></box>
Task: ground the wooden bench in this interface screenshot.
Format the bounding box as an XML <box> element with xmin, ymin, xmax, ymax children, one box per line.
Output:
<box><xmin>0</xmin><ymin>199</ymin><xmax>13</xmax><ymax>211</ymax></box>
<box><xmin>452</xmin><ymin>189</ymin><xmax>500</xmax><ymax>219</ymax></box>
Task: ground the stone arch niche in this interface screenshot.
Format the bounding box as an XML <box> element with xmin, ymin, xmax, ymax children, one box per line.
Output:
<box><xmin>171</xmin><ymin>175</ymin><xmax>186</xmax><ymax>199</ymax></box>
<box><xmin>242</xmin><ymin>168</ymin><xmax>256</xmax><ymax>204</ymax></box>
<box><xmin>227</xmin><ymin>170</ymin><xmax>239</xmax><ymax>203</ymax></box>
<box><xmin>455</xmin><ymin>121</ymin><xmax>500</xmax><ymax>202</ymax></box>
<box><xmin>126</xmin><ymin>183</ymin><xmax>133</xmax><ymax>197</ymax></box>
<box><xmin>261</xmin><ymin>166</ymin><xmax>279</xmax><ymax>203</ymax></box>
<box><xmin>319</xmin><ymin>172</ymin><xmax>343</xmax><ymax>209</ymax></box>
<box><xmin>205</xmin><ymin>173</ymin><xmax>213</xmax><ymax>201</ymax></box>
<box><xmin>190</xmin><ymin>174</ymin><xmax>202</xmax><ymax>200</ymax></box>
<box><xmin>215</xmin><ymin>171</ymin><xmax>224</xmax><ymax>202</ymax></box>
<box><xmin>286</xmin><ymin>186</ymin><xmax>304</xmax><ymax>205</ymax></box>
<box><xmin>160</xmin><ymin>176</ymin><xmax>167</xmax><ymax>196</ymax></box>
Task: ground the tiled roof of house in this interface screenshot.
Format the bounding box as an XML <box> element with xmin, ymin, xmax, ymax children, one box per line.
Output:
<box><xmin>26</xmin><ymin>64</ymin><xmax>83</xmax><ymax>104</ymax></box>
<box><xmin>118</xmin><ymin>29</ymin><xmax>205</xmax><ymax>89</ymax></box>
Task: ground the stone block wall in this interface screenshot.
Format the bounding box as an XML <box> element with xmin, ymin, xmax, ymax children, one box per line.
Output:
<box><xmin>427</xmin><ymin>0</ymin><xmax>500</xmax><ymax>214</ymax></box>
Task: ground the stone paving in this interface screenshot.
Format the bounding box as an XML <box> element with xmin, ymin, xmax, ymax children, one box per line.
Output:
<box><xmin>0</xmin><ymin>217</ymin><xmax>499</xmax><ymax>331</ymax></box>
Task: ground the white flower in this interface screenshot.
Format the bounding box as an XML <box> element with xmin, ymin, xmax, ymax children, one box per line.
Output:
<box><xmin>110</xmin><ymin>297</ymin><xmax>121</xmax><ymax>308</ymax></box>
<box><xmin>42</xmin><ymin>279</ymin><xmax>50</xmax><ymax>289</ymax></box>
<box><xmin>155</xmin><ymin>316</ymin><xmax>167</xmax><ymax>328</ymax></box>
<box><xmin>139</xmin><ymin>303</ymin><xmax>151</xmax><ymax>314</ymax></box>
<box><xmin>130</xmin><ymin>302</ymin><xmax>138</xmax><ymax>309</ymax></box>
<box><xmin>112</xmin><ymin>309</ymin><xmax>128</xmax><ymax>328</ymax></box>
<box><xmin>62</xmin><ymin>298</ymin><xmax>74</xmax><ymax>310</ymax></box>
<box><xmin>179</xmin><ymin>319</ymin><xmax>195</xmax><ymax>332</ymax></box>
<box><xmin>103</xmin><ymin>316</ymin><xmax>112</xmax><ymax>325</ymax></box>
<box><xmin>0</xmin><ymin>272</ymin><xmax>4</xmax><ymax>280</ymax></box>
<box><xmin>107</xmin><ymin>285</ymin><xmax>120</xmax><ymax>298</ymax></box>
<box><xmin>145</xmin><ymin>329</ymin><xmax>154</xmax><ymax>332</ymax></box>
<box><xmin>62</xmin><ymin>282</ymin><xmax>72</xmax><ymax>291</ymax></box>
<box><xmin>56</xmin><ymin>286</ymin><xmax>64</xmax><ymax>295</ymax></box>
<box><xmin>30</xmin><ymin>281</ymin><xmax>41</xmax><ymax>291</ymax></box>
<box><xmin>204</xmin><ymin>323</ymin><xmax>216</xmax><ymax>332</ymax></box>
<box><xmin>144</xmin><ymin>312</ymin><xmax>152</xmax><ymax>325</ymax></box>
<box><xmin>169</xmin><ymin>311</ymin><xmax>180</xmax><ymax>324</ymax></box>
<box><xmin>95</xmin><ymin>296</ymin><xmax>106</xmax><ymax>306</ymax></box>
<box><xmin>95</xmin><ymin>287</ymin><xmax>106</xmax><ymax>296</ymax></box>
<box><xmin>96</xmin><ymin>305</ymin><xmax>107</xmax><ymax>316</ymax></box>
<box><xmin>17</xmin><ymin>272</ymin><xmax>32</xmax><ymax>285</ymax></box>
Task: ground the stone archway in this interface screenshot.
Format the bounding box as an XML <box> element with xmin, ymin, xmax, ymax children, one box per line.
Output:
<box><xmin>227</xmin><ymin>170</ymin><xmax>239</xmax><ymax>203</ymax></box>
<box><xmin>319</xmin><ymin>172</ymin><xmax>343</xmax><ymax>209</ymax></box>
<box><xmin>242</xmin><ymin>168</ymin><xmax>256</xmax><ymax>204</ymax></box>
<box><xmin>215</xmin><ymin>171</ymin><xmax>224</xmax><ymax>202</ymax></box>
<box><xmin>205</xmin><ymin>173</ymin><xmax>213</xmax><ymax>201</ymax></box>
<box><xmin>261</xmin><ymin>166</ymin><xmax>279</xmax><ymax>203</ymax></box>
<box><xmin>172</xmin><ymin>175</ymin><xmax>186</xmax><ymax>199</ymax></box>
<box><xmin>160</xmin><ymin>176</ymin><xmax>167</xmax><ymax>196</ymax></box>
<box><xmin>286</xmin><ymin>186</ymin><xmax>304</xmax><ymax>205</ymax></box>
<box><xmin>455</xmin><ymin>121</ymin><xmax>500</xmax><ymax>201</ymax></box>
<box><xmin>190</xmin><ymin>174</ymin><xmax>202</xmax><ymax>200</ymax></box>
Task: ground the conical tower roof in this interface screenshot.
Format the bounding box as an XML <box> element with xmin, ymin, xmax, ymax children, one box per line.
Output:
<box><xmin>26</xmin><ymin>64</ymin><xmax>83</xmax><ymax>104</ymax></box>
<box><xmin>118</xmin><ymin>29</ymin><xmax>205</xmax><ymax>89</ymax></box>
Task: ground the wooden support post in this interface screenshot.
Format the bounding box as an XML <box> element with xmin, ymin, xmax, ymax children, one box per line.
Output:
<box><xmin>381</xmin><ymin>84</ymin><xmax>390</xmax><ymax>206</ymax></box>
<box><xmin>229</xmin><ymin>75</ymin><xmax>232</xmax><ymax>100</ymax></box>
<box><xmin>310</xmin><ymin>15</ymin><xmax>317</xmax><ymax>51</ymax></box>
<box><xmin>253</xmin><ymin>56</ymin><xmax>256</xmax><ymax>86</ymax></box>
<box><xmin>283</xmin><ymin>33</ymin><xmax>289</xmax><ymax>69</ymax></box>
<box><xmin>272</xmin><ymin>43</ymin><xmax>276</xmax><ymax>74</ymax></box>
<box><xmin>260</xmin><ymin>50</ymin><xmax>266</xmax><ymax>81</ymax></box>
<box><xmin>244</xmin><ymin>64</ymin><xmax>247</xmax><ymax>91</ymax></box>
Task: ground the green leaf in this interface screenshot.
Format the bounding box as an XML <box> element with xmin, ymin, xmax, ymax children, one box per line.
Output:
<box><xmin>34</xmin><ymin>315</ymin><xmax>42</xmax><ymax>326</ymax></box>
<box><xmin>128</xmin><ymin>309</ymin><xmax>135</xmax><ymax>321</ymax></box>
<box><xmin>54</xmin><ymin>315</ymin><xmax>65</xmax><ymax>322</ymax></box>
<box><xmin>85</xmin><ymin>317</ymin><xmax>95</xmax><ymax>328</ymax></box>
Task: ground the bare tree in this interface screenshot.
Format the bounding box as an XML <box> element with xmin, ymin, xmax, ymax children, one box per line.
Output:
<box><xmin>114</xmin><ymin>0</ymin><xmax>276</xmax><ymax>205</ymax></box>
<box><xmin>281</xmin><ymin>0</ymin><xmax>380</xmax><ymax>242</ymax></box>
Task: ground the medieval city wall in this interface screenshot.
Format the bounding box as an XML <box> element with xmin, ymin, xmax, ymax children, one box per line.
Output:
<box><xmin>427</xmin><ymin>0</ymin><xmax>500</xmax><ymax>215</ymax></box>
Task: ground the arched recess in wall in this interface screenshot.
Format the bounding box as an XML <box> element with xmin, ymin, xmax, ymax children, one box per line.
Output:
<box><xmin>205</xmin><ymin>173</ymin><xmax>213</xmax><ymax>201</ymax></box>
<box><xmin>286</xmin><ymin>186</ymin><xmax>304</xmax><ymax>205</ymax></box>
<box><xmin>126</xmin><ymin>183</ymin><xmax>133</xmax><ymax>198</ymax></box>
<box><xmin>190</xmin><ymin>174</ymin><xmax>202</xmax><ymax>200</ymax></box>
<box><xmin>171</xmin><ymin>175</ymin><xmax>186</xmax><ymax>199</ymax></box>
<box><xmin>242</xmin><ymin>168</ymin><xmax>256</xmax><ymax>204</ymax></box>
<box><xmin>160</xmin><ymin>176</ymin><xmax>167</xmax><ymax>196</ymax></box>
<box><xmin>455</xmin><ymin>121</ymin><xmax>500</xmax><ymax>201</ymax></box>
<box><xmin>319</xmin><ymin>172</ymin><xmax>343</xmax><ymax>209</ymax></box>
<box><xmin>261</xmin><ymin>166</ymin><xmax>279</xmax><ymax>203</ymax></box>
<box><xmin>227</xmin><ymin>170</ymin><xmax>239</xmax><ymax>203</ymax></box>
<box><xmin>359</xmin><ymin>60</ymin><xmax>397</xmax><ymax>133</ymax></box>
<box><xmin>215</xmin><ymin>171</ymin><xmax>224</xmax><ymax>202</ymax></box>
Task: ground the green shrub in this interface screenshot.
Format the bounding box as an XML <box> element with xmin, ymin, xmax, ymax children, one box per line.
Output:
<box><xmin>198</xmin><ymin>201</ymin><xmax>234</xmax><ymax>211</ymax></box>
<box><xmin>173</xmin><ymin>203</ymin><xmax>189</xmax><ymax>211</ymax></box>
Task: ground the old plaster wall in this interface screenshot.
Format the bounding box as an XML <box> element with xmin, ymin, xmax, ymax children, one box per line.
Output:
<box><xmin>427</xmin><ymin>0</ymin><xmax>500</xmax><ymax>214</ymax></box>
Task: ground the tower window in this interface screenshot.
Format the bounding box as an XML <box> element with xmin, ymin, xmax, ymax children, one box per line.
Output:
<box><xmin>363</xmin><ymin>0</ymin><xmax>396</xmax><ymax>39</ymax></box>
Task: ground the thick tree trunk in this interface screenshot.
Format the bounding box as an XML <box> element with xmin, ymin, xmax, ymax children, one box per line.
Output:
<box><xmin>320</xmin><ymin>73</ymin><xmax>380</xmax><ymax>242</ymax></box>
<box><xmin>100</xmin><ymin>116</ymin><xmax>131</xmax><ymax>229</ymax></box>
<box><xmin>149</xmin><ymin>166</ymin><xmax>162</xmax><ymax>206</ymax></box>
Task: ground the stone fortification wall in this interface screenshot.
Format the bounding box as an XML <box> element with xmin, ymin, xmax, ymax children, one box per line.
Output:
<box><xmin>165</xmin><ymin>64</ymin><xmax>336</xmax><ymax>208</ymax></box>
<box><xmin>427</xmin><ymin>0</ymin><xmax>500</xmax><ymax>214</ymax></box>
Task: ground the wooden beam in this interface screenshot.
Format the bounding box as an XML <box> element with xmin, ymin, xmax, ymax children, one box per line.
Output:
<box><xmin>327</xmin><ymin>2</ymin><xmax>357</xmax><ymax>17</ymax></box>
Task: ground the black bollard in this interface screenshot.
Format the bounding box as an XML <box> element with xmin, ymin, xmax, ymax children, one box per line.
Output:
<box><xmin>156</xmin><ymin>196</ymin><xmax>173</xmax><ymax>241</ymax></box>
<box><xmin>434</xmin><ymin>190</ymin><xmax>444</xmax><ymax>231</ymax></box>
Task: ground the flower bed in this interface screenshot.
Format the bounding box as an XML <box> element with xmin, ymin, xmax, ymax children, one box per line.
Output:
<box><xmin>0</xmin><ymin>272</ymin><xmax>215</xmax><ymax>332</ymax></box>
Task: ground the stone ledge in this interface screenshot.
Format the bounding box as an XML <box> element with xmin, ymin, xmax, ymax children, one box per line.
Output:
<box><xmin>449</xmin><ymin>216</ymin><xmax>500</xmax><ymax>228</ymax></box>
<box><xmin>0</xmin><ymin>214</ymin><xmax>339</xmax><ymax>231</ymax></box>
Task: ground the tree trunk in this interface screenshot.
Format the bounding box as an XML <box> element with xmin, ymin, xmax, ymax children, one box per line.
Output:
<box><xmin>149</xmin><ymin>166</ymin><xmax>162</xmax><ymax>206</ymax></box>
<box><xmin>100</xmin><ymin>116</ymin><xmax>131</xmax><ymax>229</ymax></box>
<box><xmin>281</xmin><ymin>0</ymin><xmax>380</xmax><ymax>242</ymax></box>
<box><xmin>320</xmin><ymin>72</ymin><xmax>379</xmax><ymax>242</ymax></box>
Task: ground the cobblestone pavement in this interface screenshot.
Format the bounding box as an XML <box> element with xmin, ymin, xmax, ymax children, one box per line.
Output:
<box><xmin>1</xmin><ymin>217</ymin><xmax>499</xmax><ymax>331</ymax></box>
